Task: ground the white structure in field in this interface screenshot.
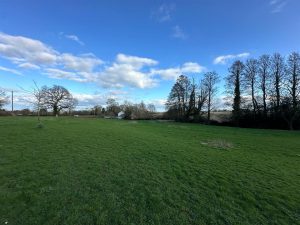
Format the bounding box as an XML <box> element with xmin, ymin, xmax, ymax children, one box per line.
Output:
<box><xmin>117</xmin><ymin>111</ymin><xmax>125</xmax><ymax>119</ymax></box>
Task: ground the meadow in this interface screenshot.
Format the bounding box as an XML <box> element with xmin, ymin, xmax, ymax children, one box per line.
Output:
<box><xmin>0</xmin><ymin>117</ymin><xmax>299</xmax><ymax>225</ymax></box>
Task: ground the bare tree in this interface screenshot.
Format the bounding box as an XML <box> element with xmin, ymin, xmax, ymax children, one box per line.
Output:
<box><xmin>271</xmin><ymin>53</ymin><xmax>285</xmax><ymax>112</ymax></box>
<box><xmin>32</xmin><ymin>81</ymin><xmax>43</xmax><ymax>122</ymax></box>
<box><xmin>66</xmin><ymin>98</ymin><xmax>78</xmax><ymax>115</ymax></box>
<box><xmin>281</xmin><ymin>52</ymin><xmax>300</xmax><ymax>129</ymax></box>
<box><xmin>18</xmin><ymin>81</ymin><xmax>44</xmax><ymax>121</ymax></box>
<box><xmin>286</xmin><ymin>52</ymin><xmax>300</xmax><ymax>109</ymax></box>
<box><xmin>258</xmin><ymin>55</ymin><xmax>271</xmax><ymax>116</ymax></box>
<box><xmin>0</xmin><ymin>89</ymin><xmax>7</xmax><ymax>109</ymax></box>
<box><xmin>147</xmin><ymin>103</ymin><xmax>156</xmax><ymax>113</ymax></box>
<box><xmin>186</xmin><ymin>78</ymin><xmax>196</xmax><ymax>118</ymax></box>
<box><xmin>245</xmin><ymin>59</ymin><xmax>259</xmax><ymax>115</ymax></box>
<box><xmin>196</xmin><ymin>80</ymin><xmax>208</xmax><ymax>116</ymax></box>
<box><xmin>93</xmin><ymin>105</ymin><xmax>102</xmax><ymax>116</ymax></box>
<box><xmin>41</xmin><ymin>85</ymin><xmax>76</xmax><ymax>116</ymax></box>
<box><xmin>203</xmin><ymin>71</ymin><xmax>219</xmax><ymax>122</ymax></box>
<box><xmin>106</xmin><ymin>98</ymin><xmax>120</xmax><ymax>116</ymax></box>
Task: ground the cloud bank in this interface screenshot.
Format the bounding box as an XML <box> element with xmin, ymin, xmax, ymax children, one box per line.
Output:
<box><xmin>0</xmin><ymin>32</ymin><xmax>205</xmax><ymax>89</ymax></box>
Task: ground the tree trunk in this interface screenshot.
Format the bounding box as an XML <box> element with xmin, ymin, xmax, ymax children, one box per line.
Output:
<box><xmin>262</xmin><ymin>75</ymin><xmax>267</xmax><ymax>117</ymax></box>
<box><xmin>207</xmin><ymin>93</ymin><xmax>211</xmax><ymax>123</ymax></box>
<box><xmin>53</xmin><ymin>104</ymin><xmax>58</xmax><ymax>117</ymax></box>
<box><xmin>275</xmin><ymin>74</ymin><xmax>280</xmax><ymax>112</ymax></box>
<box><xmin>292</xmin><ymin>66</ymin><xmax>297</xmax><ymax>109</ymax></box>
<box><xmin>251</xmin><ymin>79</ymin><xmax>257</xmax><ymax>116</ymax></box>
<box><xmin>289</xmin><ymin>121</ymin><xmax>294</xmax><ymax>130</ymax></box>
<box><xmin>233</xmin><ymin>71</ymin><xmax>241</xmax><ymax>126</ymax></box>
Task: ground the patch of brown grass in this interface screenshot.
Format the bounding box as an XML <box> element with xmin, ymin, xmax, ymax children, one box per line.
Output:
<box><xmin>201</xmin><ymin>139</ymin><xmax>233</xmax><ymax>150</ymax></box>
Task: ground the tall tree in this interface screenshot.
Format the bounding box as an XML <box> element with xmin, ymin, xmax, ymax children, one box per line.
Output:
<box><xmin>166</xmin><ymin>81</ymin><xmax>183</xmax><ymax>118</ymax></box>
<box><xmin>147</xmin><ymin>103</ymin><xmax>156</xmax><ymax>113</ymax></box>
<box><xmin>258</xmin><ymin>55</ymin><xmax>271</xmax><ymax>116</ymax></box>
<box><xmin>166</xmin><ymin>75</ymin><xmax>191</xmax><ymax>119</ymax></box>
<box><xmin>106</xmin><ymin>98</ymin><xmax>120</xmax><ymax>116</ymax></box>
<box><xmin>66</xmin><ymin>98</ymin><xmax>78</xmax><ymax>115</ymax></box>
<box><xmin>281</xmin><ymin>52</ymin><xmax>300</xmax><ymax>129</ymax></box>
<box><xmin>41</xmin><ymin>85</ymin><xmax>77</xmax><ymax>116</ymax></box>
<box><xmin>0</xmin><ymin>89</ymin><xmax>7</xmax><ymax>109</ymax></box>
<box><xmin>245</xmin><ymin>59</ymin><xmax>258</xmax><ymax>115</ymax></box>
<box><xmin>178</xmin><ymin>75</ymin><xmax>192</xmax><ymax>117</ymax></box>
<box><xmin>186</xmin><ymin>79</ymin><xmax>196</xmax><ymax>118</ymax></box>
<box><xmin>203</xmin><ymin>71</ymin><xmax>219</xmax><ymax>122</ymax></box>
<box><xmin>271</xmin><ymin>53</ymin><xmax>285</xmax><ymax>112</ymax></box>
<box><xmin>194</xmin><ymin>79</ymin><xmax>207</xmax><ymax>117</ymax></box>
<box><xmin>226</xmin><ymin>60</ymin><xmax>244</xmax><ymax>125</ymax></box>
<box><xmin>93</xmin><ymin>105</ymin><xmax>102</xmax><ymax>116</ymax></box>
<box><xmin>286</xmin><ymin>52</ymin><xmax>300</xmax><ymax>109</ymax></box>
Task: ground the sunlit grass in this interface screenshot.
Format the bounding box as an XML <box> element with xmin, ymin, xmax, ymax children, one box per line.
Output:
<box><xmin>0</xmin><ymin>117</ymin><xmax>299</xmax><ymax>225</ymax></box>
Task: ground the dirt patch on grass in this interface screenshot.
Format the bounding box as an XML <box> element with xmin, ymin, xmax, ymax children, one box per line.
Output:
<box><xmin>167</xmin><ymin>125</ymin><xmax>189</xmax><ymax>129</ymax></box>
<box><xmin>201</xmin><ymin>139</ymin><xmax>233</xmax><ymax>150</ymax></box>
<box><xmin>128</xmin><ymin>121</ymin><xmax>138</xmax><ymax>124</ymax></box>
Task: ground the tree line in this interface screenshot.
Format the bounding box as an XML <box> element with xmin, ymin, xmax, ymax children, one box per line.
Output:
<box><xmin>1</xmin><ymin>51</ymin><xmax>299</xmax><ymax>129</ymax></box>
<box><xmin>166</xmin><ymin>72</ymin><xmax>219</xmax><ymax>123</ymax></box>
<box><xmin>166</xmin><ymin>52</ymin><xmax>300</xmax><ymax>130</ymax></box>
<box><xmin>0</xmin><ymin>85</ymin><xmax>77</xmax><ymax>118</ymax></box>
<box><xmin>0</xmin><ymin>85</ymin><xmax>157</xmax><ymax>120</ymax></box>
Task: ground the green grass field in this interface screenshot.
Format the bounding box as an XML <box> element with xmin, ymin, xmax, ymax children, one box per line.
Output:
<box><xmin>0</xmin><ymin>117</ymin><xmax>299</xmax><ymax>225</ymax></box>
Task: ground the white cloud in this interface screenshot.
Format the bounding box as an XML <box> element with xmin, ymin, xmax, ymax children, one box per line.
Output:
<box><xmin>213</xmin><ymin>52</ymin><xmax>250</xmax><ymax>65</ymax></box>
<box><xmin>145</xmin><ymin>98</ymin><xmax>166</xmax><ymax>112</ymax></box>
<box><xmin>98</xmin><ymin>57</ymin><xmax>206</xmax><ymax>88</ymax></box>
<box><xmin>99</xmin><ymin>62</ymin><xmax>158</xmax><ymax>89</ymax></box>
<box><xmin>269</xmin><ymin>0</ymin><xmax>287</xmax><ymax>13</ymax></box>
<box><xmin>171</xmin><ymin>25</ymin><xmax>187</xmax><ymax>39</ymax></box>
<box><xmin>150</xmin><ymin>62</ymin><xmax>206</xmax><ymax>80</ymax></box>
<box><xmin>93</xmin><ymin>53</ymin><xmax>160</xmax><ymax>89</ymax></box>
<box><xmin>59</xmin><ymin>53</ymin><xmax>103</xmax><ymax>72</ymax></box>
<box><xmin>18</xmin><ymin>63</ymin><xmax>40</xmax><ymax>70</ymax></box>
<box><xmin>73</xmin><ymin>91</ymin><xmax>167</xmax><ymax>112</ymax></box>
<box><xmin>72</xmin><ymin>90</ymin><xmax>132</xmax><ymax>109</ymax></box>
<box><xmin>107</xmin><ymin>90</ymin><xmax>128</xmax><ymax>96</ymax></box>
<box><xmin>0</xmin><ymin>32</ymin><xmax>103</xmax><ymax>83</ymax></box>
<box><xmin>72</xmin><ymin>93</ymin><xmax>106</xmax><ymax>108</ymax></box>
<box><xmin>72</xmin><ymin>93</ymin><xmax>167</xmax><ymax>112</ymax></box>
<box><xmin>43</xmin><ymin>68</ymin><xmax>88</xmax><ymax>82</ymax></box>
<box><xmin>64</xmin><ymin>34</ymin><xmax>85</xmax><ymax>45</ymax></box>
<box><xmin>152</xmin><ymin>3</ymin><xmax>176</xmax><ymax>22</ymax></box>
<box><xmin>0</xmin><ymin>32</ymin><xmax>103</xmax><ymax>72</ymax></box>
<box><xmin>116</xmin><ymin>53</ymin><xmax>158</xmax><ymax>68</ymax></box>
<box><xmin>0</xmin><ymin>32</ymin><xmax>58</xmax><ymax>65</ymax></box>
<box><xmin>0</xmin><ymin>66</ymin><xmax>22</xmax><ymax>75</ymax></box>
<box><xmin>0</xmin><ymin>32</ymin><xmax>208</xmax><ymax>90</ymax></box>
<box><xmin>11</xmin><ymin>93</ymin><xmax>35</xmax><ymax>108</ymax></box>
<box><xmin>181</xmin><ymin>62</ymin><xmax>205</xmax><ymax>73</ymax></box>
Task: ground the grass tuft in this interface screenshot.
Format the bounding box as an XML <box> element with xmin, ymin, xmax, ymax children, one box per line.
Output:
<box><xmin>36</xmin><ymin>122</ymin><xmax>45</xmax><ymax>129</ymax></box>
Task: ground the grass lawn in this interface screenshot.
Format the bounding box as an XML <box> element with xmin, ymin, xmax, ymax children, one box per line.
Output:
<box><xmin>0</xmin><ymin>117</ymin><xmax>299</xmax><ymax>225</ymax></box>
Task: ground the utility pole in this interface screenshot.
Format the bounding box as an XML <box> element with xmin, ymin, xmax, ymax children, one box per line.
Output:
<box><xmin>11</xmin><ymin>90</ymin><xmax>14</xmax><ymax>113</ymax></box>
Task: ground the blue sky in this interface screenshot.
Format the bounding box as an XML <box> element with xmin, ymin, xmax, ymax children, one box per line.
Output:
<box><xmin>0</xmin><ymin>0</ymin><xmax>299</xmax><ymax>111</ymax></box>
